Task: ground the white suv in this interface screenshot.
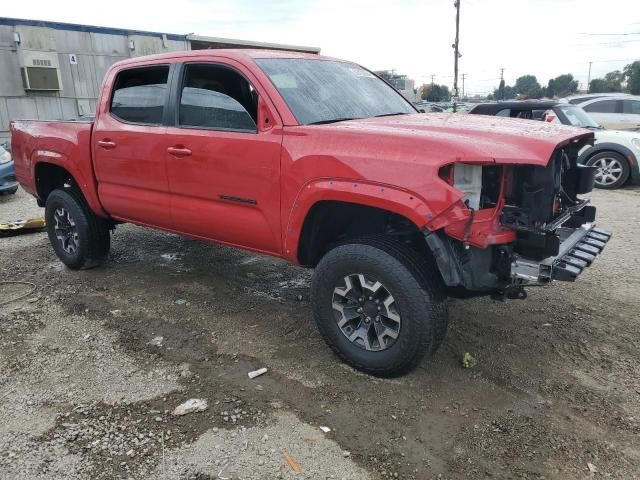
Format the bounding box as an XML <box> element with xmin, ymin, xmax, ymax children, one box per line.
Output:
<box><xmin>573</xmin><ymin>96</ymin><xmax>640</xmax><ymax>132</ymax></box>
<box><xmin>546</xmin><ymin>104</ymin><xmax>640</xmax><ymax>189</ymax></box>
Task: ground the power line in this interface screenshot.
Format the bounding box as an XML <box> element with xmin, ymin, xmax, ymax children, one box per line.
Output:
<box><xmin>579</xmin><ymin>32</ymin><xmax>640</xmax><ymax>36</ymax></box>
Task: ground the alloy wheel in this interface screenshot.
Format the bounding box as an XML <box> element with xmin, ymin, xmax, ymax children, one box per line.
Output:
<box><xmin>53</xmin><ymin>207</ymin><xmax>79</xmax><ymax>255</ymax></box>
<box><xmin>332</xmin><ymin>273</ymin><xmax>401</xmax><ymax>351</ymax></box>
<box><xmin>594</xmin><ymin>157</ymin><xmax>623</xmax><ymax>186</ymax></box>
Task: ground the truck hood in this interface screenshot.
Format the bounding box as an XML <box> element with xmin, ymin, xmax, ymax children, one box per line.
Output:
<box><xmin>328</xmin><ymin>113</ymin><xmax>593</xmax><ymax>166</ymax></box>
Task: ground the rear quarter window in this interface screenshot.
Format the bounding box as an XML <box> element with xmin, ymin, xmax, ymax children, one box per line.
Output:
<box><xmin>110</xmin><ymin>66</ymin><xmax>170</xmax><ymax>125</ymax></box>
<box><xmin>623</xmin><ymin>100</ymin><xmax>640</xmax><ymax>114</ymax></box>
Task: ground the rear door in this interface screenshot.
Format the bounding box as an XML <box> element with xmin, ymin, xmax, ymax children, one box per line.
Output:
<box><xmin>163</xmin><ymin>59</ymin><xmax>283</xmax><ymax>254</ymax></box>
<box><xmin>583</xmin><ymin>99</ymin><xmax>623</xmax><ymax>130</ymax></box>
<box><xmin>93</xmin><ymin>64</ymin><xmax>174</xmax><ymax>228</ymax></box>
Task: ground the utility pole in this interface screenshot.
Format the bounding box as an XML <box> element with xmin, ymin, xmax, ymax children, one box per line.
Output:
<box><xmin>461</xmin><ymin>73</ymin><xmax>467</xmax><ymax>100</ymax></box>
<box><xmin>587</xmin><ymin>61</ymin><xmax>593</xmax><ymax>93</ymax></box>
<box><xmin>430</xmin><ymin>74</ymin><xmax>435</xmax><ymax>86</ymax></box>
<box><xmin>452</xmin><ymin>0</ymin><xmax>461</xmax><ymax>112</ymax></box>
<box><xmin>499</xmin><ymin>67</ymin><xmax>505</xmax><ymax>100</ymax></box>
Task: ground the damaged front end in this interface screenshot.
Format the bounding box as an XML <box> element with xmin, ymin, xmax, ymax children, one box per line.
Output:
<box><xmin>425</xmin><ymin>137</ymin><xmax>612</xmax><ymax>299</ymax></box>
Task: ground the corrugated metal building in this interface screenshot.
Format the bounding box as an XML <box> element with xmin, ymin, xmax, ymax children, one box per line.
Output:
<box><xmin>0</xmin><ymin>17</ymin><xmax>320</xmax><ymax>140</ymax></box>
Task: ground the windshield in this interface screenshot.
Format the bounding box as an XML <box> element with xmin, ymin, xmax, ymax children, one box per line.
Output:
<box><xmin>557</xmin><ymin>105</ymin><xmax>600</xmax><ymax>128</ymax></box>
<box><xmin>255</xmin><ymin>58</ymin><xmax>415</xmax><ymax>125</ymax></box>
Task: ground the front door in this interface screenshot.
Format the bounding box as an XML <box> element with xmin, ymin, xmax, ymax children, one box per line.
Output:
<box><xmin>164</xmin><ymin>61</ymin><xmax>283</xmax><ymax>254</ymax></box>
<box><xmin>93</xmin><ymin>64</ymin><xmax>174</xmax><ymax>229</ymax></box>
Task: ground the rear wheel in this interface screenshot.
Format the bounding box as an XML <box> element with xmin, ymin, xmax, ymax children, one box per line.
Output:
<box><xmin>587</xmin><ymin>151</ymin><xmax>630</xmax><ymax>189</ymax></box>
<box><xmin>311</xmin><ymin>236</ymin><xmax>448</xmax><ymax>377</ymax></box>
<box><xmin>45</xmin><ymin>188</ymin><xmax>110</xmax><ymax>270</ymax></box>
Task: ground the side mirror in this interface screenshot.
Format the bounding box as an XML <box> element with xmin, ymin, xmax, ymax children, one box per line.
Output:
<box><xmin>258</xmin><ymin>98</ymin><xmax>276</xmax><ymax>132</ymax></box>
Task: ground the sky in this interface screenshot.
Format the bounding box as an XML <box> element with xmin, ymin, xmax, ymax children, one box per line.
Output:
<box><xmin>3</xmin><ymin>0</ymin><xmax>640</xmax><ymax>95</ymax></box>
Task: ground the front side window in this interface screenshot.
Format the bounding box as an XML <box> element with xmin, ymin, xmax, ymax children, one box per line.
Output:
<box><xmin>111</xmin><ymin>66</ymin><xmax>169</xmax><ymax>124</ymax></box>
<box><xmin>179</xmin><ymin>64</ymin><xmax>257</xmax><ymax>132</ymax></box>
<box><xmin>556</xmin><ymin>106</ymin><xmax>599</xmax><ymax>128</ymax></box>
<box><xmin>584</xmin><ymin>100</ymin><xmax>619</xmax><ymax>114</ymax></box>
<box><xmin>255</xmin><ymin>58</ymin><xmax>415</xmax><ymax>125</ymax></box>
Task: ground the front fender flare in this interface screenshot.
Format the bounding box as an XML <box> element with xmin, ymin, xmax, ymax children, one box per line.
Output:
<box><xmin>283</xmin><ymin>179</ymin><xmax>443</xmax><ymax>262</ymax></box>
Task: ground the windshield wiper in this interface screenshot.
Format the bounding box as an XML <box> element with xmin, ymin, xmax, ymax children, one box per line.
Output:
<box><xmin>307</xmin><ymin>117</ymin><xmax>358</xmax><ymax>125</ymax></box>
<box><xmin>374</xmin><ymin>112</ymin><xmax>410</xmax><ymax>118</ymax></box>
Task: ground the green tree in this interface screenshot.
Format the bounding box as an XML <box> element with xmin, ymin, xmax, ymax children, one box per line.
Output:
<box><xmin>590</xmin><ymin>70</ymin><xmax>624</xmax><ymax>93</ymax></box>
<box><xmin>624</xmin><ymin>61</ymin><xmax>640</xmax><ymax>95</ymax></box>
<box><xmin>546</xmin><ymin>74</ymin><xmax>578</xmax><ymax>98</ymax></box>
<box><xmin>515</xmin><ymin>75</ymin><xmax>543</xmax><ymax>99</ymax></box>
<box><xmin>497</xmin><ymin>79</ymin><xmax>505</xmax><ymax>100</ymax></box>
<box><xmin>493</xmin><ymin>84</ymin><xmax>516</xmax><ymax>100</ymax></box>
<box><xmin>420</xmin><ymin>83</ymin><xmax>450</xmax><ymax>102</ymax></box>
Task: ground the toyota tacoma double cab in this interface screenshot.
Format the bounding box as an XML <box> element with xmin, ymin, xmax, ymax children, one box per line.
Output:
<box><xmin>11</xmin><ymin>50</ymin><xmax>611</xmax><ymax>376</ymax></box>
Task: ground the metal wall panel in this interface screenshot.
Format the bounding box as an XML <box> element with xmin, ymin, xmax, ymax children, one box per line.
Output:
<box><xmin>0</xmin><ymin>25</ymin><xmax>15</xmax><ymax>47</ymax></box>
<box><xmin>57</xmin><ymin>52</ymin><xmax>77</xmax><ymax>98</ymax></box>
<box><xmin>167</xmin><ymin>39</ymin><xmax>188</xmax><ymax>52</ymax></box>
<box><xmin>0</xmin><ymin>98</ymin><xmax>9</xmax><ymax>132</ymax></box>
<box><xmin>129</xmin><ymin>35</ymin><xmax>164</xmax><ymax>57</ymax></box>
<box><xmin>34</xmin><ymin>95</ymin><xmax>63</xmax><ymax>119</ymax></box>
<box><xmin>0</xmin><ymin>49</ymin><xmax>24</xmax><ymax>96</ymax></box>
<box><xmin>90</xmin><ymin>32</ymin><xmax>128</xmax><ymax>56</ymax></box>
<box><xmin>15</xmin><ymin>26</ymin><xmax>56</xmax><ymax>51</ymax></box>
<box><xmin>60</xmin><ymin>97</ymin><xmax>78</xmax><ymax>120</ymax></box>
<box><xmin>6</xmin><ymin>97</ymin><xmax>38</xmax><ymax>119</ymax></box>
<box><xmin>54</xmin><ymin>29</ymin><xmax>92</xmax><ymax>54</ymax></box>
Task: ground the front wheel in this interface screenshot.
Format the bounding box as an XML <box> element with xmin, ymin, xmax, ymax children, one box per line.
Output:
<box><xmin>45</xmin><ymin>188</ymin><xmax>111</xmax><ymax>270</ymax></box>
<box><xmin>587</xmin><ymin>151</ymin><xmax>630</xmax><ymax>189</ymax></box>
<box><xmin>311</xmin><ymin>236</ymin><xmax>448</xmax><ymax>377</ymax></box>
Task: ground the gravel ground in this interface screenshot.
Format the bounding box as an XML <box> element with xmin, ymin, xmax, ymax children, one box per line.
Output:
<box><xmin>1</xmin><ymin>185</ymin><xmax>639</xmax><ymax>479</ymax></box>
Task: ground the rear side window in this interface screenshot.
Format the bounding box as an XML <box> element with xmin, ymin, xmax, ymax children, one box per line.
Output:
<box><xmin>179</xmin><ymin>64</ymin><xmax>258</xmax><ymax>132</ymax></box>
<box><xmin>623</xmin><ymin>100</ymin><xmax>640</xmax><ymax>114</ymax></box>
<box><xmin>584</xmin><ymin>100</ymin><xmax>619</xmax><ymax>114</ymax></box>
<box><xmin>110</xmin><ymin>66</ymin><xmax>170</xmax><ymax>125</ymax></box>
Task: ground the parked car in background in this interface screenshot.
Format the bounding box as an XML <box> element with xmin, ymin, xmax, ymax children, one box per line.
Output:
<box><xmin>469</xmin><ymin>101</ymin><xmax>640</xmax><ymax>189</ymax></box>
<box><xmin>415</xmin><ymin>102</ymin><xmax>444</xmax><ymax>112</ymax></box>
<box><xmin>572</xmin><ymin>96</ymin><xmax>640</xmax><ymax>132</ymax></box>
<box><xmin>562</xmin><ymin>92</ymin><xmax>633</xmax><ymax>105</ymax></box>
<box><xmin>0</xmin><ymin>142</ymin><xmax>18</xmax><ymax>195</ymax></box>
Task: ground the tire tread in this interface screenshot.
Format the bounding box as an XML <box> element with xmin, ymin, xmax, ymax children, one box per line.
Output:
<box><xmin>312</xmin><ymin>235</ymin><xmax>448</xmax><ymax>377</ymax></box>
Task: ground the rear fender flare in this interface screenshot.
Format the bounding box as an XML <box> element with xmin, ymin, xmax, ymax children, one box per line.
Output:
<box><xmin>32</xmin><ymin>152</ymin><xmax>108</xmax><ymax>217</ymax></box>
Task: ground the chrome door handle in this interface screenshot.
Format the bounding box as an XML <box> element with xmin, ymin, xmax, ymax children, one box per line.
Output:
<box><xmin>97</xmin><ymin>139</ymin><xmax>116</xmax><ymax>149</ymax></box>
<box><xmin>167</xmin><ymin>146</ymin><xmax>192</xmax><ymax>157</ymax></box>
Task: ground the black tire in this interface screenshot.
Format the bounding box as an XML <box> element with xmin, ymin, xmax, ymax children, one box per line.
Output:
<box><xmin>44</xmin><ymin>188</ymin><xmax>110</xmax><ymax>270</ymax></box>
<box><xmin>586</xmin><ymin>151</ymin><xmax>630</xmax><ymax>189</ymax></box>
<box><xmin>311</xmin><ymin>236</ymin><xmax>448</xmax><ymax>377</ymax></box>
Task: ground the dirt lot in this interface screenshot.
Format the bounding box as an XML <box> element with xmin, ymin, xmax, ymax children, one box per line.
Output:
<box><xmin>1</xmin><ymin>185</ymin><xmax>639</xmax><ymax>480</ymax></box>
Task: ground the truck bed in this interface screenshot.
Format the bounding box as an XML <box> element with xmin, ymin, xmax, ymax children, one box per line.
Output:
<box><xmin>10</xmin><ymin>119</ymin><xmax>104</xmax><ymax>215</ymax></box>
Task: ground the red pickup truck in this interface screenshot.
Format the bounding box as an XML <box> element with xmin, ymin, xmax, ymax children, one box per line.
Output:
<box><xmin>11</xmin><ymin>50</ymin><xmax>610</xmax><ymax>376</ymax></box>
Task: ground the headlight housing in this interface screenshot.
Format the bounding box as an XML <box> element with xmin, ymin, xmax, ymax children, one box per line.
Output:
<box><xmin>0</xmin><ymin>147</ymin><xmax>11</xmax><ymax>165</ymax></box>
<box><xmin>631</xmin><ymin>137</ymin><xmax>640</xmax><ymax>153</ymax></box>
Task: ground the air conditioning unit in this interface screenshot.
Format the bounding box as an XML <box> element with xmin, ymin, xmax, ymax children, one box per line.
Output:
<box><xmin>20</xmin><ymin>51</ymin><xmax>62</xmax><ymax>91</ymax></box>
